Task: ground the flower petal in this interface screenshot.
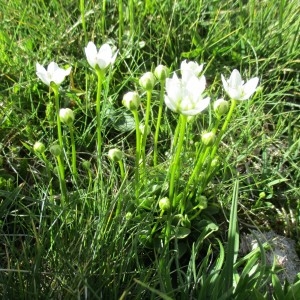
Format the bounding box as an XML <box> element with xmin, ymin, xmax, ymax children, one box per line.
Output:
<box><xmin>221</xmin><ymin>74</ymin><xmax>229</xmax><ymax>94</ymax></box>
<box><xmin>240</xmin><ymin>77</ymin><xmax>259</xmax><ymax>100</ymax></box>
<box><xmin>164</xmin><ymin>95</ymin><xmax>179</xmax><ymax>113</ymax></box>
<box><xmin>229</xmin><ymin>69</ymin><xmax>242</xmax><ymax>89</ymax></box>
<box><xmin>96</xmin><ymin>43</ymin><xmax>113</xmax><ymax>69</ymax></box>
<box><xmin>185</xmin><ymin>75</ymin><xmax>206</xmax><ymax>102</ymax></box>
<box><xmin>85</xmin><ymin>41</ymin><xmax>98</xmax><ymax>68</ymax></box>
<box><xmin>166</xmin><ymin>74</ymin><xmax>182</xmax><ymax>102</ymax></box>
<box><xmin>181</xmin><ymin>60</ymin><xmax>204</xmax><ymax>83</ymax></box>
<box><xmin>53</xmin><ymin>67</ymin><xmax>71</xmax><ymax>85</ymax></box>
<box><xmin>36</xmin><ymin>62</ymin><xmax>50</xmax><ymax>86</ymax></box>
<box><xmin>47</xmin><ymin>62</ymin><xmax>59</xmax><ymax>74</ymax></box>
<box><xmin>181</xmin><ymin>96</ymin><xmax>210</xmax><ymax>116</ymax></box>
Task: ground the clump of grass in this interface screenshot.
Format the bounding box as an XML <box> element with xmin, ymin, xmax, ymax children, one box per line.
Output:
<box><xmin>0</xmin><ymin>0</ymin><xmax>299</xmax><ymax>298</ymax></box>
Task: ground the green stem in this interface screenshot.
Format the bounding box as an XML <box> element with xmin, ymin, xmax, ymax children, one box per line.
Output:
<box><xmin>132</xmin><ymin>109</ymin><xmax>141</xmax><ymax>199</ymax></box>
<box><xmin>80</xmin><ymin>0</ymin><xmax>88</xmax><ymax>44</ymax></box>
<box><xmin>115</xmin><ymin>160</ymin><xmax>126</xmax><ymax>216</ymax></box>
<box><xmin>200</xmin><ymin>99</ymin><xmax>237</xmax><ymax>193</ymax></box>
<box><xmin>141</xmin><ymin>90</ymin><xmax>152</xmax><ymax>173</ymax></box>
<box><xmin>52</xmin><ymin>85</ymin><xmax>67</xmax><ymax>204</ymax></box>
<box><xmin>129</xmin><ymin>0</ymin><xmax>134</xmax><ymax>37</ymax></box>
<box><xmin>102</xmin><ymin>0</ymin><xmax>106</xmax><ymax>36</ymax></box>
<box><xmin>95</xmin><ymin>69</ymin><xmax>104</xmax><ymax>164</ymax></box>
<box><xmin>53</xmin><ymin>86</ymin><xmax>63</xmax><ymax>149</ymax></box>
<box><xmin>69</xmin><ymin>125</ymin><xmax>77</xmax><ymax>180</ymax></box>
<box><xmin>56</xmin><ymin>154</ymin><xmax>67</xmax><ymax>205</ymax></box>
<box><xmin>118</xmin><ymin>0</ymin><xmax>124</xmax><ymax>49</ymax></box>
<box><xmin>169</xmin><ymin>114</ymin><xmax>187</xmax><ymax>205</ymax></box>
<box><xmin>153</xmin><ymin>79</ymin><xmax>165</xmax><ymax>167</ymax></box>
<box><xmin>118</xmin><ymin>159</ymin><xmax>125</xmax><ymax>181</ymax></box>
<box><xmin>184</xmin><ymin>118</ymin><xmax>221</xmax><ymax>197</ymax></box>
<box><xmin>41</xmin><ymin>153</ymin><xmax>53</xmax><ymax>200</ymax></box>
<box><xmin>210</xmin><ymin>100</ymin><xmax>237</xmax><ymax>162</ymax></box>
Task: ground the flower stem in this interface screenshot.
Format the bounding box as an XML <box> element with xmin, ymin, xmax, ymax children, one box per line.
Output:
<box><xmin>141</xmin><ymin>90</ymin><xmax>152</xmax><ymax>174</ymax></box>
<box><xmin>210</xmin><ymin>99</ymin><xmax>236</xmax><ymax>160</ymax></box>
<box><xmin>132</xmin><ymin>109</ymin><xmax>141</xmax><ymax>199</ymax></box>
<box><xmin>52</xmin><ymin>85</ymin><xmax>67</xmax><ymax>204</ymax></box>
<box><xmin>118</xmin><ymin>159</ymin><xmax>125</xmax><ymax>181</ymax></box>
<box><xmin>41</xmin><ymin>153</ymin><xmax>53</xmax><ymax>200</ymax></box>
<box><xmin>200</xmin><ymin>99</ymin><xmax>237</xmax><ymax>193</ymax></box>
<box><xmin>95</xmin><ymin>69</ymin><xmax>104</xmax><ymax>165</ymax></box>
<box><xmin>53</xmin><ymin>86</ymin><xmax>63</xmax><ymax>149</ymax></box>
<box><xmin>184</xmin><ymin>118</ymin><xmax>221</xmax><ymax>199</ymax></box>
<box><xmin>101</xmin><ymin>0</ymin><xmax>106</xmax><ymax>36</ymax></box>
<box><xmin>56</xmin><ymin>154</ymin><xmax>67</xmax><ymax>206</ymax></box>
<box><xmin>69</xmin><ymin>125</ymin><xmax>77</xmax><ymax>181</ymax></box>
<box><xmin>129</xmin><ymin>0</ymin><xmax>134</xmax><ymax>37</ymax></box>
<box><xmin>169</xmin><ymin>114</ymin><xmax>187</xmax><ymax>206</ymax></box>
<box><xmin>80</xmin><ymin>0</ymin><xmax>88</xmax><ymax>44</ymax></box>
<box><xmin>153</xmin><ymin>79</ymin><xmax>165</xmax><ymax>167</ymax></box>
<box><xmin>118</xmin><ymin>0</ymin><xmax>124</xmax><ymax>49</ymax></box>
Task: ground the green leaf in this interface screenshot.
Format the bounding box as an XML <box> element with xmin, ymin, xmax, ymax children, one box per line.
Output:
<box><xmin>174</xmin><ymin>227</ymin><xmax>191</xmax><ymax>239</ymax></box>
<box><xmin>114</xmin><ymin>111</ymin><xmax>135</xmax><ymax>132</ymax></box>
<box><xmin>134</xmin><ymin>279</ymin><xmax>173</xmax><ymax>300</ymax></box>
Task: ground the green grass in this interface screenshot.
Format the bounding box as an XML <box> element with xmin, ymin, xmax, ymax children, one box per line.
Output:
<box><xmin>0</xmin><ymin>0</ymin><xmax>299</xmax><ymax>298</ymax></box>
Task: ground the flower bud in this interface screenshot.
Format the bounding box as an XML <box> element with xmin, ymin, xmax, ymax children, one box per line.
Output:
<box><xmin>259</xmin><ymin>192</ymin><xmax>266</xmax><ymax>199</ymax></box>
<box><xmin>125</xmin><ymin>212</ymin><xmax>133</xmax><ymax>220</ymax></box>
<box><xmin>81</xmin><ymin>160</ymin><xmax>91</xmax><ymax>170</ymax></box>
<box><xmin>201</xmin><ymin>131</ymin><xmax>216</xmax><ymax>146</ymax></box>
<box><xmin>139</xmin><ymin>123</ymin><xmax>150</xmax><ymax>136</ymax></box>
<box><xmin>139</xmin><ymin>72</ymin><xmax>156</xmax><ymax>91</ymax></box>
<box><xmin>211</xmin><ymin>156</ymin><xmax>219</xmax><ymax>168</ymax></box>
<box><xmin>198</xmin><ymin>195</ymin><xmax>208</xmax><ymax>210</ymax></box>
<box><xmin>154</xmin><ymin>65</ymin><xmax>169</xmax><ymax>81</ymax></box>
<box><xmin>59</xmin><ymin>108</ymin><xmax>74</xmax><ymax>126</ymax></box>
<box><xmin>50</xmin><ymin>145</ymin><xmax>62</xmax><ymax>156</ymax></box>
<box><xmin>159</xmin><ymin>197</ymin><xmax>171</xmax><ymax>211</ymax></box>
<box><xmin>108</xmin><ymin>148</ymin><xmax>123</xmax><ymax>162</ymax></box>
<box><xmin>33</xmin><ymin>141</ymin><xmax>45</xmax><ymax>154</ymax></box>
<box><xmin>213</xmin><ymin>98</ymin><xmax>229</xmax><ymax>117</ymax></box>
<box><xmin>122</xmin><ymin>91</ymin><xmax>140</xmax><ymax>111</ymax></box>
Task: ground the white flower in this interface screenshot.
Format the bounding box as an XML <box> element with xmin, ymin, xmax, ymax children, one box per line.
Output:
<box><xmin>59</xmin><ymin>108</ymin><xmax>75</xmax><ymax>125</ymax></box>
<box><xmin>122</xmin><ymin>91</ymin><xmax>140</xmax><ymax>111</ymax></box>
<box><xmin>221</xmin><ymin>69</ymin><xmax>259</xmax><ymax>101</ymax></box>
<box><xmin>36</xmin><ymin>62</ymin><xmax>71</xmax><ymax>86</ymax></box>
<box><xmin>180</xmin><ymin>60</ymin><xmax>204</xmax><ymax>83</ymax></box>
<box><xmin>84</xmin><ymin>41</ymin><xmax>117</xmax><ymax>70</ymax></box>
<box><xmin>164</xmin><ymin>73</ymin><xmax>210</xmax><ymax>116</ymax></box>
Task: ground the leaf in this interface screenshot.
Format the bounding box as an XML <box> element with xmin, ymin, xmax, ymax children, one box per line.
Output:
<box><xmin>113</xmin><ymin>111</ymin><xmax>135</xmax><ymax>132</ymax></box>
<box><xmin>174</xmin><ymin>227</ymin><xmax>191</xmax><ymax>239</ymax></box>
<box><xmin>134</xmin><ymin>279</ymin><xmax>173</xmax><ymax>300</ymax></box>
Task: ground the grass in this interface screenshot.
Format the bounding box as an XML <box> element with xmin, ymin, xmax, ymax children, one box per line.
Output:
<box><xmin>0</xmin><ymin>0</ymin><xmax>299</xmax><ymax>298</ymax></box>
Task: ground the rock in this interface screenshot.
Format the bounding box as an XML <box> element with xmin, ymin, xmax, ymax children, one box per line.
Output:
<box><xmin>240</xmin><ymin>230</ymin><xmax>300</xmax><ymax>283</ymax></box>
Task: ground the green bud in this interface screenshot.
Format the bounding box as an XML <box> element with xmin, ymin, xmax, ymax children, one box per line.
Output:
<box><xmin>59</xmin><ymin>108</ymin><xmax>75</xmax><ymax>126</ymax></box>
<box><xmin>154</xmin><ymin>65</ymin><xmax>169</xmax><ymax>81</ymax></box>
<box><xmin>50</xmin><ymin>144</ymin><xmax>62</xmax><ymax>156</ymax></box>
<box><xmin>81</xmin><ymin>160</ymin><xmax>91</xmax><ymax>170</ymax></box>
<box><xmin>139</xmin><ymin>72</ymin><xmax>156</xmax><ymax>91</ymax></box>
<box><xmin>125</xmin><ymin>212</ymin><xmax>133</xmax><ymax>220</ymax></box>
<box><xmin>201</xmin><ymin>131</ymin><xmax>216</xmax><ymax>146</ymax></box>
<box><xmin>139</xmin><ymin>123</ymin><xmax>150</xmax><ymax>136</ymax></box>
<box><xmin>259</xmin><ymin>192</ymin><xmax>266</xmax><ymax>199</ymax></box>
<box><xmin>213</xmin><ymin>98</ymin><xmax>229</xmax><ymax>117</ymax></box>
<box><xmin>33</xmin><ymin>141</ymin><xmax>46</xmax><ymax>154</ymax></box>
<box><xmin>198</xmin><ymin>195</ymin><xmax>208</xmax><ymax>210</ymax></box>
<box><xmin>108</xmin><ymin>148</ymin><xmax>123</xmax><ymax>162</ymax></box>
<box><xmin>122</xmin><ymin>91</ymin><xmax>140</xmax><ymax>111</ymax></box>
<box><xmin>159</xmin><ymin>197</ymin><xmax>171</xmax><ymax>211</ymax></box>
<box><xmin>211</xmin><ymin>156</ymin><xmax>219</xmax><ymax>168</ymax></box>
